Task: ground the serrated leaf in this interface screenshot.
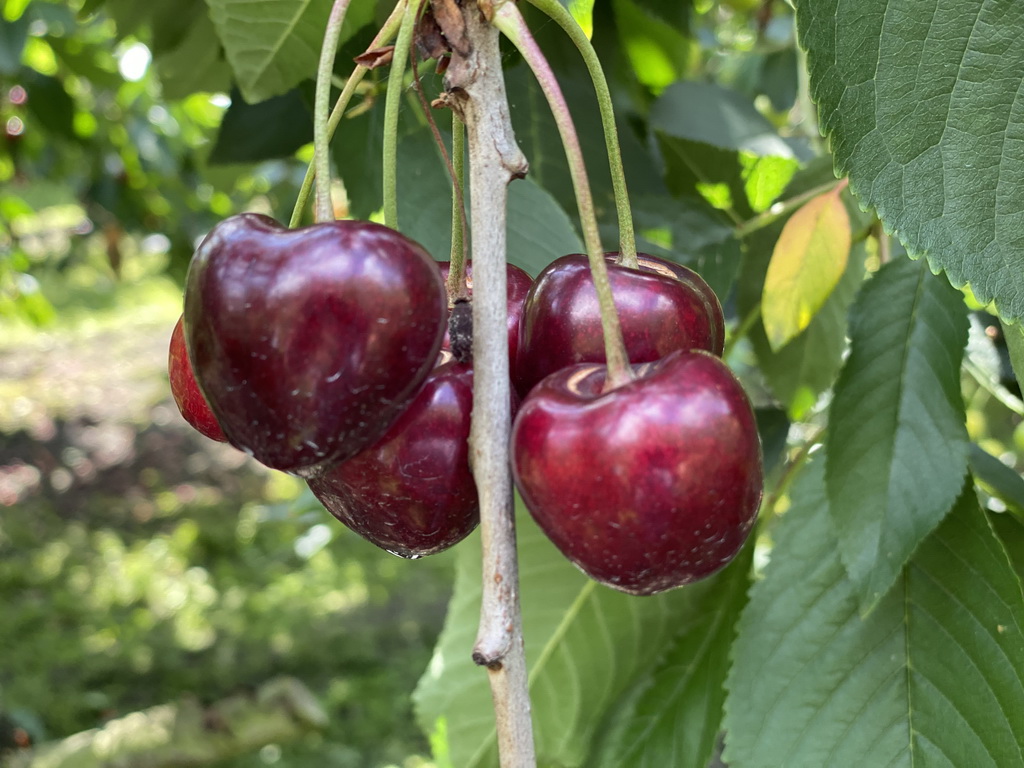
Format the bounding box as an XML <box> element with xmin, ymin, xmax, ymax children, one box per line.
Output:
<box><xmin>793</xmin><ymin>0</ymin><xmax>1024</xmax><ymax>322</ymax></box>
<box><xmin>591</xmin><ymin>546</ymin><xmax>752</xmax><ymax>768</ymax></box>
<box><xmin>723</xmin><ymin>458</ymin><xmax>1024</xmax><ymax>767</ymax></box>
<box><xmin>206</xmin><ymin>0</ymin><xmax>374</xmax><ymax>103</ymax></box>
<box><xmin>826</xmin><ymin>258</ymin><xmax>970</xmax><ymax>610</ymax></box>
<box><xmin>651</xmin><ymin>81</ymin><xmax>795</xmax><ymax>158</ymax></box>
<box><xmin>762</xmin><ymin>188</ymin><xmax>851</xmax><ymax>350</ymax></box>
<box><xmin>414</xmin><ymin>502</ymin><xmax>698</xmax><ymax>768</ymax></box>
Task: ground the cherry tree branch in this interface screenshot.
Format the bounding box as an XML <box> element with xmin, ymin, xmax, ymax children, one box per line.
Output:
<box><xmin>440</xmin><ymin>1</ymin><xmax>536</xmax><ymax>764</ymax></box>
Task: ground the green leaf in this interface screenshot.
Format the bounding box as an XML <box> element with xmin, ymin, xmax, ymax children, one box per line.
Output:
<box><xmin>753</xmin><ymin>241</ymin><xmax>865</xmax><ymax>417</ymax></box>
<box><xmin>332</xmin><ymin>87</ymin><xmax>387</xmax><ymax>220</ymax></box>
<box><xmin>971</xmin><ymin>443</ymin><xmax>1024</xmax><ymax>517</ymax></box>
<box><xmin>738</xmin><ymin>160</ymin><xmax>871</xmax><ymax>413</ymax></box>
<box><xmin>393</xmin><ymin>129</ymin><xmax>584</xmax><ymax>276</ymax></box>
<box><xmin>507</xmin><ymin>178</ymin><xmax>584</xmax><ymax>276</ymax></box>
<box><xmin>505</xmin><ymin>63</ymin><xmax>666</xmax><ymax>236</ymax></box>
<box><xmin>631</xmin><ymin>193</ymin><xmax>741</xmax><ymax>299</ymax></box>
<box><xmin>154</xmin><ymin>14</ymin><xmax>232</xmax><ymax>100</ymax></box>
<box><xmin>741</xmin><ymin>154</ymin><xmax>798</xmax><ymax>213</ymax></box>
<box><xmin>206</xmin><ymin>0</ymin><xmax>374</xmax><ymax>103</ymax></box>
<box><xmin>723</xmin><ymin>458</ymin><xmax>1024</xmax><ymax>767</ymax></box>
<box><xmin>563</xmin><ymin>0</ymin><xmax>595</xmax><ymax>38</ymax></box>
<box><xmin>612</xmin><ymin>0</ymin><xmax>690</xmax><ymax>94</ymax></box>
<box><xmin>1003</xmin><ymin>320</ymin><xmax>1024</xmax><ymax>390</ymax></box>
<box><xmin>826</xmin><ymin>257</ymin><xmax>970</xmax><ymax>611</ymax></box>
<box><xmin>793</xmin><ymin>0</ymin><xmax>1024</xmax><ymax>322</ymax></box>
<box><xmin>762</xmin><ymin>188</ymin><xmax>851</xmax><ymax>350</ymax></box>
<box><xmin>208</xmin><ymin>87</ymin><xmax>312</xmax><ymax>164</ymax></box>
<box><xmin>590</xmin><ymin>546</ymin><xmax>752</xmax><ymax>768</ymax></box>
<box><xmin>990</xmin><ymin>510</ymin><xmax>1024</xmax><ymax>586</ymax></box>
<box><xmin>651</xmin><ymin>81</ymin><xmax>795</xmax><ymax>158</ymax></box>
<box><xmin>414</xmin><ymin>502</ymin><xmax>698</xmax><ymax>768</ymax></box>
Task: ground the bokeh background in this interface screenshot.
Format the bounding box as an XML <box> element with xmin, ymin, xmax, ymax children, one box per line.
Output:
<box><xmin>1</xmin><ymin>1</ymin><xmax>455</xmax><ymax>764</ymax></box>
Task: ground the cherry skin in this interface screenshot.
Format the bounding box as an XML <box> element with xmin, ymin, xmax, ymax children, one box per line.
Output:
<box><xmin>307</xmin><ymin>356</ymin><xmax>488</xmax><ymax>558</ymax></box>
<box><xmin>437</xmin><ymin>260</ymin><xmax>533</xmax><ymax>372</ymax></box>
<box><xmin>511</xmin><ymin>350</ymin><xmax>762</xmax><ymax>595</ymax></box>
<box><xmin>515</xmin><ymin>253</ymin><xmax>724</xmax><ymax>397</ymax></box>
<box><xmin>168</xmin><ymin>315</ymin><xmax>227</xmax><ymax>442</ymax></box>
<box><xmin>184</xmin><ymin>213</ymin><xmax>447</xmax><ymax>476</ymax></box>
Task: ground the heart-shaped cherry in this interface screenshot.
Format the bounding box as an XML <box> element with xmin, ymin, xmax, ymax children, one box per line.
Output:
<box><xmin>512</xmin><ymin>350</ymin><xmax>762</xmax><ymax>595</ymax></box>
<box><xmin>307</xmin><ymin>357</ymin><xmax>485</xmax><ymax>558</ymax></box>
<box><xmin>184</xmin><ymin>213</ymin><xmax>447</xmax><ymax>476</ymax></box>
<box><xmin>515</xmin><ymin>253</ymin><xmax>724</xmax><ymax>397</ymax></box>
<box><xmin>437</xmin><ymin>260</ymin><xmax>533</xmax><ymax>372</ymax></box>
<box><xmin>168</xmin><ymin>315</ymin><xmax>226</xmax><ymax>442</ymax></box>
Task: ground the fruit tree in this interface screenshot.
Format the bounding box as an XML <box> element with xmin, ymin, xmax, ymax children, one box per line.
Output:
<box><xmin>5</xmin><ymin>0</ymin><xmax>1024</xmax><ymax>766</ymax></box>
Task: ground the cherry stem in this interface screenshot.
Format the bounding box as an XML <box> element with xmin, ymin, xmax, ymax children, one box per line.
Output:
<box><xmin>446</xmin><ymin>2</ymin><xmax>535</xmax><ymax>763</ymax></box>
<box><xmin>312</xmin><ymin>0</ymin><xmax>353</xmax><ymax>223</ymax></box>
<box><xmin>290</xmin><ymin>2</ymin><xmax>406</xmax><ymax>228</ymax></box>
<box><xmin>449</xmin><ymin>113</ymin><xmax>470</xmax><ymax>301</ymax></box>
<box><xmin>492</xmin><ymin>2</ymin><xmax>632</xmax><ymax>390</ymax></box>
<box><xmin>383</xmin><ymin>0</ymin><xmax>423</xmax><ymax>230</ymax></box>
<box><xmin>408</xmin><ymin>44</ymin><xmax>470</xmax><ymax>302</ymax></box>
<box><xmin>524</xmin><ymin>0</ymin><xmax>637</xmax><ymax>269</ymax></box>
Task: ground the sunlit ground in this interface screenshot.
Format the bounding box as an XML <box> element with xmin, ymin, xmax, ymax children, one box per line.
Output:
<box><xmin>0</xmin><ymin>242</ymin><xmax>455</xmax><ymax>766</ymax></box>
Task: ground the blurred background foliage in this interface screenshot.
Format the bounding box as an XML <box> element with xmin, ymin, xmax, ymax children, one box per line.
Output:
<box><xmin>1</xmin><ymin>0</ymin><xmax>1021</xmax><ymax>765</ymax></box>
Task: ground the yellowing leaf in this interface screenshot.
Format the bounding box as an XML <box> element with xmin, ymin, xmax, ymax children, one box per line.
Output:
<box><xmin>762</xmin><ymin>190</ymin><xmax>851</xmax><ymax>350</ymax></box>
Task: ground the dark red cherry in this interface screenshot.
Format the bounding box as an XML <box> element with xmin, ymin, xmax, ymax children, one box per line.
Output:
<box><xmin>307</xmin><ymin>357</ymin><xmax>482</xmax><ymax>558</ymax></box>
<box><xmin>437</xmin><ymin>261</ymin><xmax>533</xmax><ymax>372</ymax></box>
<box><xmin>184</xmin><ymin>213</ymin><xmax>447</xmax><ymax>476</ymax></box>
<box><xmin>512</xmin><ymin>351</ymin><xmax>762</xmax><ymax>595</ymax></box>
<box><xmin>515</xmin><ymin>253</ymin><xmax>724</xmax><ymax>397</ymax></box>
<box><xmin>168</xmin><ymin>315</ymin><xmax>226</xmax><ymax>442</ymax></box>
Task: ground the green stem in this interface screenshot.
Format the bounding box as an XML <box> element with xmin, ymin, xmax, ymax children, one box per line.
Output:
<box><xmin>449</xmin><ymin>113</ymin><xmax>469</xmax><ymax>301</ymax></box>
<box><xmin>524</xmin><ymin>0</ymin><xmax>637</xmax><ymax>268</ymax></box>
<box><xmin>383</xmin><ymin>0</ymin><xmax>422</xmax><ymax>230</ymax></box>
<box><xmin>492</xmin><ymin>2</ymin><xmax>632</xmax><ymax>390</ymax></box>
<box><xmin>407</xmin><ymin>42</ymin><xmax>469</xmax><ymax>303</ymax></box>
<box><xmin>761</xmin><ymin>425</ymin><xmax>826</xmax><ymax>521</ymax></box>
<box><xmin>312</xmin><ymin>0</ymin><xmax>353</xmax><ymax>223</ymax></box>
<box><xmin>735</xmin><ymin>179</ymin><xmax>844</xmax><ymax>240</ymax></box>
<box><xmin>290</xmin><ymin>2</ymin><xmax>406</xmax><ymax>228</ymax></box>
<box><xmin>723</xmin><ymin>299</ymin><xmax>762</xmax><ymax>359</ymax></box>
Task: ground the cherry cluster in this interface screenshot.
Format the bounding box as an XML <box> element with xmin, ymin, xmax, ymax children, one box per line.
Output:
<box><xmin>170</xmin><ymin>213</ymin><xmax>762</xmax><ymax>593</ymax></box>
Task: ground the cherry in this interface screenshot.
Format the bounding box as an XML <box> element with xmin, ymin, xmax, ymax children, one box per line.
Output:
<box><xmin>307</xmin><ymin>356</ymin><xmax>488</xmax><ymax>558</ymax></box>
<box><xmin>511</xmin><ymin>350</ymin><xmax>762</xmax><ymax>595</ymax></box>
<box><xmin>184</xmin><ymin>213</ymin><xmax>447</xmax><ymax>476</ymax></box>
<box><xmin>515</xmin><ymin>253</ymin><xmax>724</xmax><ymax>397</ymax></box>
<box><xmin>437</xmin><ymin>260</ymin><xmax>533</xmax><ymax>372</ymax></box>
<box><xmin>168</xmin><ymin>315</ymin><xmax>227</xmax><ymax>442</ymax></box>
